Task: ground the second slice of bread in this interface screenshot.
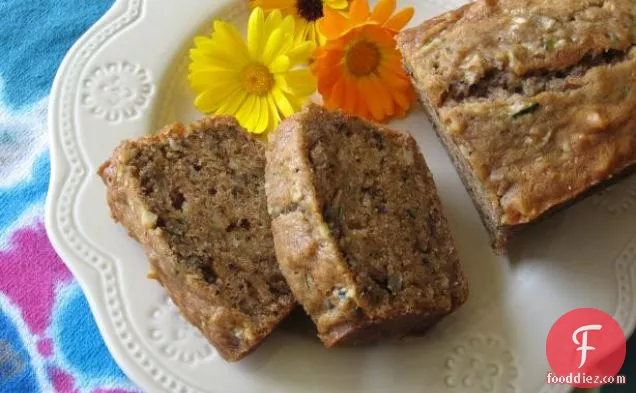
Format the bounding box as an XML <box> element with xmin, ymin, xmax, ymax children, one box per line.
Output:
<box><xmin>265</xmin><ymin>104</ymin><xmax>468</xmax><ymax>347</ymax></box>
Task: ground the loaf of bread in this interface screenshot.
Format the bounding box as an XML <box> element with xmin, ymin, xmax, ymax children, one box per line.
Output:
<box><xmin>99</xmin><ymin>117</ymin><xmax>295</xmax><ymax>361</ymax></box>
<box><xmin>398</xmin><ymin>0</ymin><xmax>636</xmax><ymax>250</ymax></box>
<box><xmin>265</xmin><ymin>104</ymin><xmax>468</xmax><ymax>347</ymax></box>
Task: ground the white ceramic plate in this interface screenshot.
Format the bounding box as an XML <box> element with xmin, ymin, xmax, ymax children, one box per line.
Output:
<box><xmin>45</xmin><ymin>1</ymin><xmax>636</xmax><ymax>392</ymax></box>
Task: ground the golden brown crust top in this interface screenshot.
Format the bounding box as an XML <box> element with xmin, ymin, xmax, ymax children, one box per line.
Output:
<box><xmin>399</xmin><ymin>0</ymin><xmax>636</xmax><ymax>225</ymax></box>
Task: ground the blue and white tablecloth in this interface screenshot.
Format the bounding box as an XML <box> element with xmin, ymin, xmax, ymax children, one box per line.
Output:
<box><xmin>0</xmin><ymin>1</ymin><xmax>139</xmax><ymax>392</ymax></box>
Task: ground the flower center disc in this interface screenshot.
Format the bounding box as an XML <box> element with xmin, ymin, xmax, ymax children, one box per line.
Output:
<box><xmin>242</xmin><ymin>63</ymin><xmax>274</xmax><ymax>96</ymax></box>
<box><xmin>346</xmin><ymin>40</ymin><xmax>381</xmax><ymax>77</ymax></box>
<box><xmin>296</xmin><ymin>0</ymin><xmax>324</xmax><ymax>22</ymax></box>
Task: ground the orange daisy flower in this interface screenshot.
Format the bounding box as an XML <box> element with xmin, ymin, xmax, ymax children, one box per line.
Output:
<box><xmin>312</xmin><ymin>0</ymin><xmax>415</xmax><ymax>123</ymax></box>
<box><xmin>319</xmin><ymin>0</ymin><xmax>414</xmax><ymax>40</ymax></box>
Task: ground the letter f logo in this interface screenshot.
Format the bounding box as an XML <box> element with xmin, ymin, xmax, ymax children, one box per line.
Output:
<box><xmin>572</xmin><ymin>324</ymin><xmax>603</xmax><ymax>369</ymax></box>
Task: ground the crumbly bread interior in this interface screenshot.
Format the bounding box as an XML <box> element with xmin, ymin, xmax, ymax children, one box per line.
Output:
<box><xmin>127</xmin><ymin>124</ymin><xmax>292</xmax><ymax>319</ymax></box>
<box><xmin>302</xmin><ymin>113</ymin><xmax>463</xmax><ymax>318</ymax></box>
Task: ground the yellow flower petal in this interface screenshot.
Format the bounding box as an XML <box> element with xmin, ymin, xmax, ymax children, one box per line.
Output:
<box><xmin>193</xmin><ymin>36</ymin><xmax>213</xmax><ymax>50</ymax></box>
<box><xmin>286</xmin><ymin>41</ymin><xmax>315</xmax><ymax>66</ymax></box>
<box><xmin>246</xmin><ymin>95</ymin><xmax>262</xmax><ymax>131</ymax></box>
<box><xmin>217</xmin><ymin>89</ymin><xmax>247</xmax><ymax>116</ymax></box>
<box><xmin>278</xmin><ymin>32</ymin><xmax>296</xmax><ymax>60</ymax></box>
<box><xmin>272</xmin><ymin>87</ymin><xmax>294</xmax><ymax>117</ymax></box>
<box><xmin>264</xmin><ymin>9</ymin><xmax>283</xmax><ymax>36</ymax></box>
<box><xmin>254</xmin><ymin>97</ymin><xmax>270</xmax><ymax>134</ymax></box>
<box><xmin>189</xmin><ymin>70</ymin><xmax>239</xmax><ymax>93</ymax></box>
<box><xmin>282</xmin><ymin>69</ymin><xmax>316</xmax><ymax>96</ymax></box>
<box><xmin>194</xmin><ymin>37</ymin><xmax>240</xmax><ymax>63</ymax></box>
<box><xmin>235</xmin><ymin>94</ymin><xmax>258</xmax><ymax>128</ymax></box>
<box><xmin>274</xmin><ymin>74</ymin><xmax>289</xmax><ymax>92</ymax></box>
<box><xmin>285</xmin><ymin>93</ymin><xmax>306</xmax><ymax>112</ymax></box>
<box><xmin>190</xmin><ymin>43</ymin><xmax>245</xmax><ymax>70</ymax></box>
<box><xmin>194</xmin><ymin>89</ymin><xmax>225</xmax><ymax>112</ymax></box>
<box><xmin>279</xmin><ymin>14</ymin><xmax>296</xmax><ymax>37</ymax></box>
<box><xmin>262</xmin><ymin>28</ymin><xmax>284</xmax><ymax>64</ymax></box>
<box><xmin>304</xmin><ymin>23</ymin><xmax>323</xmax><ymax>46</ymax></box>
<box><xmin>269</xmin><ymin>55</ymin><xmax>290</xmax><ymax>73</ymax></box>
<box><xmin>213</xmin><ymin>21</ymin><xmax>250</xmax><ymax>62</ymax></box>
<box><xmin>248</xmin><ymin>7</ymin><xmax>266</xmax><ymax>58</ymax></box>
<box><xmin>266</xmin><ymin>94</ymin><xmax>281</xmax><ymax>131</ymax></box>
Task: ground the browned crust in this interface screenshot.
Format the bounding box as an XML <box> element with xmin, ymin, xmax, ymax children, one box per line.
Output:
<box><xmin>398</xmin><ymin>0</ymin><xmax>636</xmax><ymax>251</ymax></box>
<box><xmin>265</xmin><ymin>104</ymin><xmax>468</xmax><ymax>347</ymax></box>
<box><xmin>99</xmin><ymin>117</ymin><xmax>295</xmax><ymax>361</ymax></box>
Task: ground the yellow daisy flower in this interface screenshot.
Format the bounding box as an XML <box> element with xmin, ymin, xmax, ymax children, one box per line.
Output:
<box><xmin>188</xmin><ymin>8</ymin><xmax>317</xmax><ymax>134</ymax></box>
<box><xmin>250</xmin><ymin>0</ymin><xmax>349</xmax><ymax>45</ymax></box>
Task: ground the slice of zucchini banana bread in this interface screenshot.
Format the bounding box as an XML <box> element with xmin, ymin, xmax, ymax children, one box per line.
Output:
<box><xmin>99</xmin><ymin>117</ymin><xmax>295</xmax><ymax>361</ymax></box>
<box><xmin>265</xmin><ymin>104</ymin><xmax>468</xmax><ymax>347</ymax></box>
<box><xmin>398</xmin><ymin>0</ymin><xmax>636</xmax><ymax>250</ymax></box>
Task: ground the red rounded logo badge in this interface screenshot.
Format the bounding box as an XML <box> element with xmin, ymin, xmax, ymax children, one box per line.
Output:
<box><xmin>546</xmin><ymin>308</ymin><xmax>626</xmax><ymax>388</ymax></box>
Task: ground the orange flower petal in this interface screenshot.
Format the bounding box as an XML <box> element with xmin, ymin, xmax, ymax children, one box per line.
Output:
<box><xmin>349</xmin><ymin>0</ymin><xmax>370</xmax><ymax>26</ymax></box>
<box><xmin>317</xmin><ymin>69</ymin><xmax>341</xmax><ymax>94</ymax></box>
<box><xmin>322</xmin><ymin>45</ymin><xmax>345</xmax><ymax>66</ymax></box>
<box><xmin>327</xmin><ymin>75</ymin><xmax>347</xmax><ymax>109</ymax></box>
<box><xmin>385</xmin><ymin>7</ymin><xmax>414</xmax><ymax>31</ymax></box>
<box><xmin>370</xmin><ymin>76</ymin><xmax>395</xmax><ymax>118</ymax></box>
<box><xmin>319</xmin><ymin>7</ymin><xmax>350</xmax><ymax>41</ymax></box>
<box><xmin>379</xmin><ymin>65</ymin><xmax>412</xmax><ymax>89</ymax></box>
<box><xmin>356</xmin><ymin>95</ymin><xmax>370</xmax><ymax>120</ymax></box>
<box><xmin>342</xmin><ymin>77</ymin><xmax>359</xmax><ymax>115</ymax></box>
<box><xmin>371</xmin><ymin>0</ymin><xmax>396</xmax><ymax>25</ymax></box>
<box><xmin>359</xmin><ymin>22</ymin><xmax>396</xmax><ymax>48</ymax></box>
<box><xmin>351</xmin><ymin>81</ymin><xmax>371</xmax><ymax>120</ymax></box>
<box><xmin>314</xmin><ymin>52</ymin><xmax>344</xmax><ymax>93</ymax></box>
<box><xmin>359</xmin><ymin>78</ymin><xmax>384</xmax><ymax>121</ymax></box>
<box><xmin>392</xmin><ymin>87</ymin><xmax>415</xmax><ymax>111</ymax></box>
